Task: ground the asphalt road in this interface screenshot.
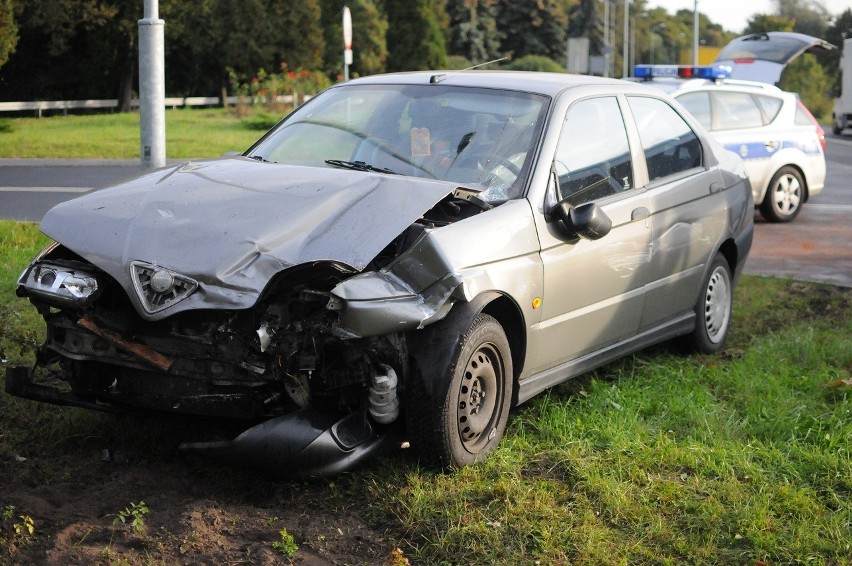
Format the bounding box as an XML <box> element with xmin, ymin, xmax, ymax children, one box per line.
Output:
<box><xmin>1</xmin><ymin>135</ymin><xmax>850</xmax><ymax>287</ymax></box>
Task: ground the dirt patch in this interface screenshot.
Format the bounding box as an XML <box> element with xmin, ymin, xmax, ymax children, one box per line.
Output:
<box><xmin>1</xmin><ymin>426</ymin><xmax>402</xmax><ymax>565</ymax></box>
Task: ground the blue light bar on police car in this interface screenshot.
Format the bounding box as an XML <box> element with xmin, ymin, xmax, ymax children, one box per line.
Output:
<box><xmin>634</xmin><ymin>64</ymin><xmax>732</xmax><ymax>80</ymax></box>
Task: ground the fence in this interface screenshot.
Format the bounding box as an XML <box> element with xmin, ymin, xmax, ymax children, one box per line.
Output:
<box><xmin>0</xmin><ymin>94</ymin><xmax>304</xmax><ymax>117</ymax></box>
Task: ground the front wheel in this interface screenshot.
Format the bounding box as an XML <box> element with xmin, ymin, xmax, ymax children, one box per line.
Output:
<box><xmin>682</xmin><ymin>253</ymin><xmax>733</xmax><ymax>354</ymax></box>
<box><xmin>408</xmin><ymin>313</ymin><xmax>513</xmax><ymax>468</ymax></box>
<box><xmin>760</xmin><ymin>166</ymin><xmax>804</xmax><ymax>222</ymax></box>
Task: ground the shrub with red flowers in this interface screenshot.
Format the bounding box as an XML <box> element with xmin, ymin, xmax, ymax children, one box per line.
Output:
<box><xmin>228</xmin><ymin>63</ymin><xmax>333</xmax><ymax>116</ymax></box>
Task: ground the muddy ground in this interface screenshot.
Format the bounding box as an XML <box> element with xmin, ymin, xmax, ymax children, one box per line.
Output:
<box><xmin>1</xmin><ymin>411</ymin><xmax>410</xmax><ymax>565</ymax></box>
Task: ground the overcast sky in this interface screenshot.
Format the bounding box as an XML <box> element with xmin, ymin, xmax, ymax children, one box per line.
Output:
<box><xmin>646</xmin><ymin>0</ymin><xmax>852</xmax><ymax>35</ymax></box>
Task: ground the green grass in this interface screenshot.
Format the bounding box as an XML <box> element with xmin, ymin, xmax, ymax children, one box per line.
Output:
<box><xmin>0</xmin><ymin>108</ymin><xmax>272</xmax><ymax>158</ymax></box>
<box><xmin>1</xmin><ymin>220</ymin><xmax>850</xmax><ymax>564</ymax></box>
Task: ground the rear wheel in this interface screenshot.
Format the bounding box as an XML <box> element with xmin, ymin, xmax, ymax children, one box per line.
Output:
<box><xmin>408</xmin><ymin>313</ymin><xmax>513</xmax><ymax>468</ymax></box>
<box><xmin>683</xmin><ymin>253</ymin><xmax>732</xmax><ymax>354</ymax></box>
<box><xmin>760</xmin><ymin>166</ymin><xmax>804</xmax><ymax>222</ymax></box>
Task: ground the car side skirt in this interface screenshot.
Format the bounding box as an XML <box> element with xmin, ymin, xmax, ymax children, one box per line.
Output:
<box><xmin>516</xmin><ymin>312</ymin><xmax>695</xmax><ymax>404</ymax></box>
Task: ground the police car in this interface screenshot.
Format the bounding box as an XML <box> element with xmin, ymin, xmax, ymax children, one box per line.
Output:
<box><xmin>633</xmin><ymin>63</ymin><xmax>826</xmax><ymax>222</ymax></box>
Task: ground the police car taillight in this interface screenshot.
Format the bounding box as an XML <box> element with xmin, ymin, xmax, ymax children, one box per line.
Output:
<box><xmin>634</xmin><ymin>64</ymin><xmax>732</xmax><ymax>81</ymax></box>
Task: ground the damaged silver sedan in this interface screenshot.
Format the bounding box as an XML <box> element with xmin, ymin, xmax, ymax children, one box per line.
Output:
<box><xmin>9</xmin><ymin>72</ymin><xmax>753</xmax><ymax>476</ymax></box>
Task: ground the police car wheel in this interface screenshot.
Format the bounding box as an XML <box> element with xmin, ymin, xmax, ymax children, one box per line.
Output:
<box><xmin>760</xmin><ymin>166</ymin><xmax>804</xmax><ymax>223</ymax></box>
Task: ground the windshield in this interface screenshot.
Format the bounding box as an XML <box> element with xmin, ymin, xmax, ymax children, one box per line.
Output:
<box><xmin>247</xmin><ymin>83</ymin><xmax>549</xmax><ymax>202</ymax></box>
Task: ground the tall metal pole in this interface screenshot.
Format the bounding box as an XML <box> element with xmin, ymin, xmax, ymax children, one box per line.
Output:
<box><xmin>603</xmin><ymin>0</ymin><xmax>610</xmax><ymax>77</ymax></box>
<box><xmin>138</xmin><ymin>0</ymin><xmax>165</xmax><ymax>169</ymax></box>
<box><xmin>622</xmin><ymin>0</ymin><xmax>629</xmax><ymax>78</ymax></box>
<box><xmin>693</xmin><ymin>0</ymin><xmax>699</xmax><ymax>65</ymax></box>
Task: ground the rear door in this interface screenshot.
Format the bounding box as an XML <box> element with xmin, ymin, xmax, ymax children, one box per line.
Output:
<box><xmin>622</xmin><ymin>95</ymin><xmax>727</xmax><ymax>330</ymax></box>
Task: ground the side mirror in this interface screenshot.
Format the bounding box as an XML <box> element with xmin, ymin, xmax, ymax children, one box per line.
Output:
<box><xmin>550</xmin><ymin>200</ymin><xmax>612</xmax><ymax>240</ymax></box>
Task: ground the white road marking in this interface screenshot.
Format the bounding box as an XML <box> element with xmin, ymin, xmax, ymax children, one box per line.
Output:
<box><xmin>0</xmin><ymin>186</ymin><xmax>92</xmax><ymax>193</ymax></box>
<box><xmin>807</xmin><ymin>204</ymin><xmax>852</xmax><ymax>212</ymax></box>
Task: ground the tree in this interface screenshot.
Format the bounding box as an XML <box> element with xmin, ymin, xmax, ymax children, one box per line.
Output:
<box><xmin>496</xmin><ymin>0</ymin><xmax>567</xmax><ymax>62</ymax></box>
<box><xmin>446</xmin><ymin>0</ymin><xmax>501</xmax><ymax>64</ymax></box>
<box><xmin>822</xmin><ymin>9</ymin><xmax>852</xmax><ymax>96</ymax></box>
<box><xmin>0</xmin><ymin>0</ymin><xmax>17</xmax><ymax>69</ymax></box>
<box><xmin>780</xmin><ymin>53</ymin><xmax>832</xmax><ymax>119</ymax></box>
<box><xmin>744</xmin><ymin>14</ymin><xmax>795</xmax><ymax>34</ymax></box>
<box><xmin>271</xmin><ymin>0</ymin><xmax>324</xmax><ymax>71</ymax></box>
<box><xmin>0</xmin><ymin>0</ymin><xmax>134</xmax><ymax>103</ymax></box>
<box><xmin>772</xmin><ymin>0</ymin><xmax>829</xmax><ymax>38</ymax></box>
<box><xmin>568</xmin><ymin>0</ymin><xmax>604</xmax><ymax>57</ymax></box>
<box><xmin>385</xmin><ymin>0</ymin><xmax>448</xmax><ymax>71</ymax></box>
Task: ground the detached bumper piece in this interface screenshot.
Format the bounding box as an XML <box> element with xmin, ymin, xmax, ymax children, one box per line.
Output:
<box><xmin>179</xmin><ymin>409</ymin><xmax>396</xmax><ymax>479</ymax></box>
<box><xmin>4</xmin><ymin>365</ymin><xmax>121</xmax><ymax>413</ymax></box>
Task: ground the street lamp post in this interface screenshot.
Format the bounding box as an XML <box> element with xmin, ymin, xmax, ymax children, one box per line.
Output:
<box><xmin>623</xmin><ymin>0</ymin><xmax>630</xmax><ymax>78</ymax></box>
<box><xmin>138</xmin><ymin>0</ymin><xmax>165</xmax><ymax>170</ymax></box>
<box><xmin>693</xmin><ymin>0</ymin><xmax>699</xmax><ymax>65</ymax></box>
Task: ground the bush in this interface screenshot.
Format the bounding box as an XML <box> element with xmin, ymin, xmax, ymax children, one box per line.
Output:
<box><xmin>505</xmin><ymin>55</ymin><xmax>565</xmax><ymax>73</ymax></box>
<box><xmin>780</xmin><ymin>54</ymin><xmax>833</xmax><ymax>121</ymax></box>
<box><xmin>228</xmin><ymin>64</ymin><xmax>333</xmax><ymax>117</ymax></box>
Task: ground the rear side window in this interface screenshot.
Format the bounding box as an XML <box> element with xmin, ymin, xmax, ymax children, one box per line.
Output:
<box><xmin>627</xmin><ymin>96</ymin><xmax>703</xmax><ymax>182</ymax></box>
<box><xmin>713</xmin><ymin>91</ymin><xmax>764</xmax><ymax>130</ymax></box>
<box><xmin>755</xmin><ymin>95</ymin><xmax>783</xmax><ymax>123</ymax></box>
<box><xmin>554</xmin><ymin>97</ymin><xmax>634</xmax><ymax>206</ymax></box>
<box><xmin>794</xmin><ymin>100</ymin><xmax>818</xmax><ymax>126</ymax></box>
<box><xmin>676</xmin><ymin>91</ymin><xmax>711</xmax><ymax>129</ymax></box>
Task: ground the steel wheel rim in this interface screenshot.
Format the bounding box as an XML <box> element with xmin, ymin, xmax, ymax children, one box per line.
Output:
<box><xmin>771</xmin><ymin>173</ymin><xmax>801</xmax><ymax>216</ymax></box>
<box><xmin>704</xmin><ymin>266</ymin><xmax>731</xmax><ymax>344</ymax></box>
<box><xmin>457</xmin><ymin>343</ymin><xmax>504</xmax><ymax>453</ymax></box>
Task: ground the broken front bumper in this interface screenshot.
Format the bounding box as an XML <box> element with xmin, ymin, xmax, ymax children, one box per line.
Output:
<box><xmin>5</xmin><ymin>365</ymin><xmax>396</xmax><ymax>478</ymax></box>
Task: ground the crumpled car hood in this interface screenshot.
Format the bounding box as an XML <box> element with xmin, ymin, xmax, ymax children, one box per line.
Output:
<box><xmin>40</xmin><ymin>157</ymin><xmax>454</xmax><ymax>319</ymax></box>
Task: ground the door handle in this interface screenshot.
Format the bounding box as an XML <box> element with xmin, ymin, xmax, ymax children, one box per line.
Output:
<box><xmin>709</xmin><ymin>182</ymin><xmax>723</xmax><ymax>194</ymax></box>
<box><xmin>764</xmin><ymin>140</ymin><xmax>780</xmax><ymax>151</ymax></box>
<box><xmin>631</xmin><ymin>207</ymin><xmax>650</xmax><ymax>221</ymax></box>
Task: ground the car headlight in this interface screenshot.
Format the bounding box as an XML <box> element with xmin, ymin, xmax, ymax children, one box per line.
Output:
<box><xmin>19</xmin><ymin>261</ymin><xmax>100</xmax><ymax>306</ymax></box>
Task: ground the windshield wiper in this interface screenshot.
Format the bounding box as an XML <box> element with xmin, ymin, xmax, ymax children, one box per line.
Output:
<box><xmin>324</xmin><ymin>159</ymin><xmax>400</xmax><ymax>175</ymax></box>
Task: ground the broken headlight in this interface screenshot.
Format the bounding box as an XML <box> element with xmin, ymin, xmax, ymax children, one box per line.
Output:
<box><xmin>19</xmin><ymin>261</ymin><xmax>100</xmax><ymax>306</ymax></box>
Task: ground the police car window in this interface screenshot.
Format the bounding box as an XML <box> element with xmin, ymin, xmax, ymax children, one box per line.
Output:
<box><xmin>713</xmin><ymin>92</ymin><xmax>764</xmax><ymax>130</ymax></box>
<box><xmin>627</xmin><ymin>96</ymin><xmax>703</xmax><ymax>182</ymax></box>
<box><xmin>675</xmin><ymin>92</ymin><xmax>711</xmax><ymax>129</ymax></box>
<box><xmin>755</xmin><ymin>95</ymin><xmax>783</xmax><ymax>123</ymax></box>
<box><xmin>794</xmin><ymin>104</ymin><xmax>814</xmax><ymax>126</ymax></box>
<box><xmin>554</xmin><ymin>97</ymin><xmax>634</xmax><ymax>206</ymax></box>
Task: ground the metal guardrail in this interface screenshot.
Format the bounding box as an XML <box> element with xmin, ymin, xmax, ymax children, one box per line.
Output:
<box><xmin>0</xmin><ymin>95</ymin><xmax>300</xmax><ymax>117</ymax></box>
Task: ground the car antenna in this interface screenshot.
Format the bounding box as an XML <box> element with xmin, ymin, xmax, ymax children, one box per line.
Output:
<box><xmin>462</xmin><ymin>57</ymin><xmax>509</xmax><ymax>71</ymax></box>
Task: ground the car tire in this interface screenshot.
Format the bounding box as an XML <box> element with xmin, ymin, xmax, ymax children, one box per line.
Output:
<box><xmin>760</xmin><ymin>166</ymin><xmax>804</xmax><ymax>222</ymax></box>
<box><xmin>682</xmin><ymin>253</ymin><xmax>732</xmax><ymax>354</ymax></box>
<box><xmin>408</xmin><ymin>313</ymin><xmax>513</xmax><ymax>468</ymax></box>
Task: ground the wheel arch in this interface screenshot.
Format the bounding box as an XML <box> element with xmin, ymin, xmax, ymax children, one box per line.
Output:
<box><xmin>718</xmin><ymin>237</ymin><xmax>738</xmax><ymax>277</ymax></box>
<box><xmin>405</xmin><ymin>291</ymin><xmax>526</xmax><ymax>401</ymax></box>
<box><xmin>480</xmin><ymin>294</ymin><xmax>527</xmax><ymax>404</ymax></box>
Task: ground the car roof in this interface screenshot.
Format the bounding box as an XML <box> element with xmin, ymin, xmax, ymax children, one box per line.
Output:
<box><xmin>344</xmin><ymin>70</ymin><xmax>657</xmax><ymax>98</ymax></box>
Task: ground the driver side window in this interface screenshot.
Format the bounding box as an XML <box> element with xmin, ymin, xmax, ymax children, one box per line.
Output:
<box><xmin>555</xmin><ymin>97</ymin><xmax>634</xmax><ymax>206</ymax></box>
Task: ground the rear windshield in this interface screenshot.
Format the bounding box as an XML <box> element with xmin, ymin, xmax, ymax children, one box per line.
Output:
<box><xmin>717</xmin><ymin>34</ymin><xmax>813</xmax><ymax>64</ymax></box>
